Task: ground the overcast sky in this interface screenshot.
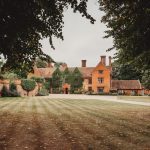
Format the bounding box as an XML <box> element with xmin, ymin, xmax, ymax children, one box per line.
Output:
<box><xmin>41</xmin><ymin>0</ymin><xmax>115</xmax><ymax>67</ymax></box>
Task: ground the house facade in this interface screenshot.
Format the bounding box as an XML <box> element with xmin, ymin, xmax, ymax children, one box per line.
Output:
<box><xmin>28</xmin><ymin>56</ymin><xmax>144</xmax><ymax>95</ymax></box>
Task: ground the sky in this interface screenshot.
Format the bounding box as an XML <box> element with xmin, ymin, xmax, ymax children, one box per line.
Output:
<box><xmin>40</xmin><ymin>0</ymin><xmax>115</xmax><ymax>67</ymax></box>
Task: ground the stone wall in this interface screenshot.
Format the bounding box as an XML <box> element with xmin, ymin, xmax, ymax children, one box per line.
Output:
<box><xmin>0</xmin><ymin>79</ymin><xmax>39</xmax><ymax>97</ymax></box>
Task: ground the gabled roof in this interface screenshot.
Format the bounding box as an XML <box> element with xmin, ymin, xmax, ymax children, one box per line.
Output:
<box><xmin>68</xmin><ymin>67</ymin><xmax>94</xmax><ymax>78</ymax></box>
<box><xmin>92</xmin><ymin>61</ymin><xmax>111</xmax><ymax>73</ymax></box>
<box><xmin>111</xmin><ymin>80</ymin><xmax>142</xmax><ymax>90</ymax></box>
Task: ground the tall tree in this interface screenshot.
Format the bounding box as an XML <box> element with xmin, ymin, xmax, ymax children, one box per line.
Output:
<box><xmin>99</xmin><ymin>0</ymin><xmax>150</xmax><ymax>70</ymax></box>
<box><xmin>70</xmin><ymin>68</ymin><xmax>83</xmax><ymax>92</ymax></box>
<box><xmin>112</xmin><ymin>61</ymin><xmax>142</xmax><ymax>80</ymax></box>
<box><xmin>52</xmin><ymin>68</ymin><xmax>62</xmax><ymax>93</ymax></box>
<box><xmin>0</xmin><ymin>0</ymin><xmax>95</xmax><ymax>72</ymax></box>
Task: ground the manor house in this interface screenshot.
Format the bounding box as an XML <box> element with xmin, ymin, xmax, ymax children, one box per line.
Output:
<box><xmin>28</xmin><ymin>56</ymin><xmax>143</xmax><ymax>95</ymax></box>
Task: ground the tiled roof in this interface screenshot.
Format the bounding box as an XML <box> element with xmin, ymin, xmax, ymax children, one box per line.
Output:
<box><xmin>111</xmin><ymin>80</ymin><xmax>142</xmax><ymax>90</ymax></box>
<box><xmin>68</xmin><ymin>67</ymin><xmax>94</xmax><ymax>78</ymax></box>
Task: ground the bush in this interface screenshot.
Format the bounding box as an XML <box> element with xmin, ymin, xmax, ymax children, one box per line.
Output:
<box><xmin>21</xmin><ymin>79</ymin><xmax>36</xmax><ymax>96</ymax></box>
<box><xmin>1</xmin><ymin>84</ymin><xmax>20</xmax><ymax>97</ymax></box>
<box><xmin>31</xmin><ymin>77</ymin><xmax>44</xmax><ymax>83</ymax></box>
<box><xmin>37</xmin><ymin>88</ymin><xmax>49</xmax><ymax>96</ymax></box>
<box><xmin>9</xmin><ymin>83</ymin><xmax>20</xmax><ymax>97</ymax></box>
<box><xmin>1</xmin><ymin>86</ymin><xmax>9</xmax><ymax>97</ymax></box>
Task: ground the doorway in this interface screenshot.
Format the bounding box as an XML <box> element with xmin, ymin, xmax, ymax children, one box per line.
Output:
<box><xmin>65</xmin><ymin>88</ymin><xmax>68</xmax><ymax>94</ymax></box>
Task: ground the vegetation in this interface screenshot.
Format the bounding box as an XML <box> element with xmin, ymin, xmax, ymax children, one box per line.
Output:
<box><xmin>36</xmin><ymin>58</ymin><xmax>48</xmax><ymax>68</ymax></box>
<box><xmin>70</xmin><ymin>68</ymin><xmax>83</xmax><ymax>93</ymax></box>
<box><xmin>0</xmin><ymin>0</ymin><xmax>94</xmax><ymax>74</ymax></box>
<box><xmin>31</xmin><ymin>77</ymin><xmax>44</xmax><ymax>84</ymax></box>
<box><xmin>112</xmin><ymin>61</ymin><xmax>142</xmax><ymax>80</ymax></box>
<box><xmin>99</xmin><ymin>0</ymin><xmax>150</xmax><ymax>71</ymax></box>
<box><xmin>37</xmin><ymin>87</ymin><xmax>49</xmax><ymax>96</ymax></box>
<box><xmin>1</xmin><ymin>86</ymin><xmax>9</xmax><ymax>97</ymax></box>
<box><xmin>21</xmin><ymin>79</ymin><xmax>36</xmax><ymax>96</ymax></box>
<box><xmin>52</xmin><ymin>68</ymin><xmax>62</xmax><ymax>93</ymax></box>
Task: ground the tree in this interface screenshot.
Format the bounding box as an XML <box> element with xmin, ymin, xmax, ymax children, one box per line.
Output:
<box><xmin>0</xmin><ymin>0</ymin><xmax>95</xmax><ymax>73</ymax></box>
<box><xmin>112</xmin><ymin>61</ymin><xmax>142</xmax><ymax>80</ymax></box>
<box><xmin>36</xmin><ymin>58</ymin><xmax>48</xmax><ymax>68</ymax></box>
<box><xmin>70</xmin><ymin>68</ymin><xmax>83</xmax><ymax>93</ymax></box>
<box><xmin>62</xmin><ymin>68</ymin><xmax>72</xmax><ymax>84</ymax></box>
<box><xmin>99</xmin><ymin>0</ymin><xmax>150</xmax><ymax>70</ymax></box>
<box><xmin>142</xmin><ymin>69</ymin><xmax>150</xmax><ymax>89</ymax></box>
<box><xmin>52</xmin><ymin>68</ymin><xmax>62</xmax><ymax>93</ymax></box>
<box><xmin>21</xmin><ymin>79</ymin><xmax>36</xmax><ymax>96</ymax></box>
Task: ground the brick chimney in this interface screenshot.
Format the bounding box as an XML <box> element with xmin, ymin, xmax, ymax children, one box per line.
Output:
<box><xmin>109</xmin><ymin>56</ymin><xmax>112</xmax><ymax>66</ymax></box>
<box><xmin>101</xmin><ymin>56</ymin><xmax>106</xmax><ymax>66</ymax></box>
<box><xmin>81</xmin><ymin>60</ymin><xmax>86</xmax><ymax>67</ymax></box>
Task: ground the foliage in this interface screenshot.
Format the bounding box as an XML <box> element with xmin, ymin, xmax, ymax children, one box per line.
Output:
<box><xmin>52</xmin><ymin>68</ymin><xmax>62</xmax><ymax>89</ymax></box>
<box><xmin>62</xmin><ymin>68</ymin><xmax>72</xmax><ymax>84</ymax></box>
<box><xmin>70</xmin><ymin>68</ymin><xmax>83</xmax><ymax>93</ymax></box>
<box><xmin>112</xmin><ymin>61</ymin><xmax>142</xmax><ymax>80</ymax></box>
<box><xmin>0</xmin><ymin>0</ymin><xmax>95</xmax><ymax>74</ymax></box>
<box><xmin>9</xmin><ymin>83</ymin><xmax>20</xmax><ymax>97</ymax></box>
<box><xmin>21</xmin><ymin>79</ymin><xmax>36</xmax><ymax>95</ymax></box>
<box><xmin>0</xmin><ymin>72</ymin><xmax>18</xmax><ymax>80</ymax></box>
<box><xmin>36</xmin><ymin>58</ymin><xmax>48</xmax><ymax>68</ymax></box>
<box><xmin>1</xmin><ymin>86</ymin><xmax>9</xmax><ymax>97</ymax></box>
<box><xmin>37</xmin><ymin>87</ymin><xmax>49</xmax><ymax>96</ymax></box>
<box><xmin>10</xmin><ymin>83</ymin><xmax>17</xmax><ymax>91</ymax></box>
<box><xmin>44</xmin><ymin>78</ymin><xmax>52</xmax><ymax>91</ymax></box>
<box><xmin>31</xmin><ymin>77</ymin><xmax>44</xmax><ymax>83</ymax></box>
<box><xmin>142</xmin><ymin>69</ymin><xmax>150</xmax><ymax>89</ymax></box>
<box><xmin>99</xmin><ymin>0</ymin><xmax>150</xmax><ymax>70</ymax></box>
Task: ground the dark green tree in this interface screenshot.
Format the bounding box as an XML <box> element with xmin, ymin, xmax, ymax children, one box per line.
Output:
<box><xmin>36</xmin><ymin>58</ymin><xmax>48</xmax><ymax>68</ymax></box>
<box><xmin>112</xmin><ymin>61</ymin><xmax>142</xmax><ymax>80</ymax></box>
<box><xmin>52</xmin><ymin>68</ymin><xmax>62</xmax><ymax>93</ymax></box>
<box><xmin>142</xmin><ymin>69</ymin><xmax>150</xmax><ymax>89</ymax></box>
<box><xmin>99</xmin><ymin>0</ymin><xmax>150</xmax><ymax>70</ymax></box>
<box><xmin>21</xmin><ymin>79</ymin><xmax>36</xmax><ymax>96</ymax></box>
<box><xmin>62</xmin><ymin>68</ymin><xmax>72</xmax><ymax>84</ymax></box>
<box><xmin>70</xmin><ymin>68</ymin><xmax>83</xmax><ymax>93</ymax></box>
<box><xmin>0</xmin><ymin>0</ymin><xmax>95</xmax><ymax>73</ymax></box>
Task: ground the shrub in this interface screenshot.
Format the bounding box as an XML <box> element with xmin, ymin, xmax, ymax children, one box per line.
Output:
<box><xmin>31</xmin><ymin>77</ymin><xmax>44</xmax><ymax>83</ymax></box>
<box><xmin>9</xmin><ymin>83</ymin><xmax>20</xmax><ymax>97</ymax></box>
<box><xmin>10</xmin><ymin>83</ymin><xmax>17</xmax><ymax>91</ymax></box>
<box><xmin>21</xmin><ymin>79</ymin><xmax>36</xmax><ymax>96</ymax></box>
<box><xmin>37</xmin><ymin>88</ymin><xmax>49</xmax><ymax>96</ymax></box>
<box><xmin>1</xmin><ymin>86</ymin><xmax>9</xmax><ymax>97</ymax></box>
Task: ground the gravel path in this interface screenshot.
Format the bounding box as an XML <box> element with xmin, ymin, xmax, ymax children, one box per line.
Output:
<box><xmin>47</xmin><ymin>94</ymin><xmax>150</xmax><ymax>107</ymax></box>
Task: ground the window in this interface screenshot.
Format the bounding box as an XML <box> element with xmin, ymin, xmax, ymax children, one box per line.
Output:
<box><xmin>88</xmin><ymin>78</ymin><xmax>92</xmax><ymax>84</ymax></box>
<box><xmin>98</xmin><ymin>70</ymin><xmax>103</xmax><ymax>74</ymax></box>
<box><xmin>98</xmin><ymin>78</ymin><xmax>104</xmax><ymax>83</ymax></box>
<box><xmin>97</xmin><ymin>87</ymin><xmax>104</xmax><ymax>93</ymax></box>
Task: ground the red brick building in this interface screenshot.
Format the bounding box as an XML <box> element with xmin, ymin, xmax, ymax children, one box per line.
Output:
<box><xmin>28</xmin><ymin>56</ymin><xmax>144</xmax><ymax>95</ymax></box>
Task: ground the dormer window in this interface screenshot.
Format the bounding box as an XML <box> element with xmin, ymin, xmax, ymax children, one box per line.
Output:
<box><xmin>98</xmin><ymin>70</ymin><xmax>103</xmax><ymax>74</ymax></box>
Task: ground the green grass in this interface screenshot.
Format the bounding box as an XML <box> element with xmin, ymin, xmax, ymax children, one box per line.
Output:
<box><xmin>118</xmin><ymin>96</ymin><xmax>150</xmax><ymax>103</ymax></box>
<box><xmin>0</xmin><ymin>97</ymin><xmax>149</xmax><ymax>150</ymax></box>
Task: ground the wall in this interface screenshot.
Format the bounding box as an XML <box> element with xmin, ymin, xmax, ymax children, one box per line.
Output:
<box><xmin>0</xmin><ymin>79</ymin><xmax>39</xmax><ymax>97</ymax></box>
<box><xmin>92</xmin><ymin>63</ymin><xmax>111</xmax><ymax>93</ymax></box>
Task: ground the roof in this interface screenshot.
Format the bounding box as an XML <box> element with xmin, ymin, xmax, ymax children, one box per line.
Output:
<box><xmin>68</xmin><ymin>67</ymin><xmax>94</xmax><ymax>78</ymax></box>
<box><xmin>111</xmin><ymin>80</ymin><xmax>142</xmax><ymax>90</ymax></box>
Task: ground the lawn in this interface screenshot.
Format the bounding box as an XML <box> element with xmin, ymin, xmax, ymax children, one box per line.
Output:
<box><xmin>0</xmin><ymin>97</ymin><xmax>150</xmax><ymax>150</ymax></box>
<box><xmin>117</xmin><ymin>96</ymin><xmax>150</xmax><ymax>103</ymax></box>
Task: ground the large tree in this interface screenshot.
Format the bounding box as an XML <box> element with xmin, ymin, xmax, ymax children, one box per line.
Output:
<box><xmin>99</xmin><ymin>0</ymin><xmax>150</xmax><ymax>70</ymax></box>
<box><xmin>0</xmin><ymin>0</ymin><xmax>95</xmax><ymax>73</ymax></box>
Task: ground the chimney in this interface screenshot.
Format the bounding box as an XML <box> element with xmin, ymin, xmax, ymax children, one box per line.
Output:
<box><xmin>109</xmin><ymin>56</ymin><xmax>112</xmax><ymax>66</ymax></box>
<box><xmin>81</xmin><ymin>60</ymin><xmax>86</xmax><ymax>67</ymax></box>
<box><xmin>101</xmin><ymin>56</ymin><xmax>106</xmax><ymax>66</ymax></box>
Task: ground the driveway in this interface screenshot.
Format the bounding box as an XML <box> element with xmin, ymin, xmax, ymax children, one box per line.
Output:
<box><xmin>48</xmin><ymin>94</ymin><xmax>150</xmax><ymax>107</ymax></box>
